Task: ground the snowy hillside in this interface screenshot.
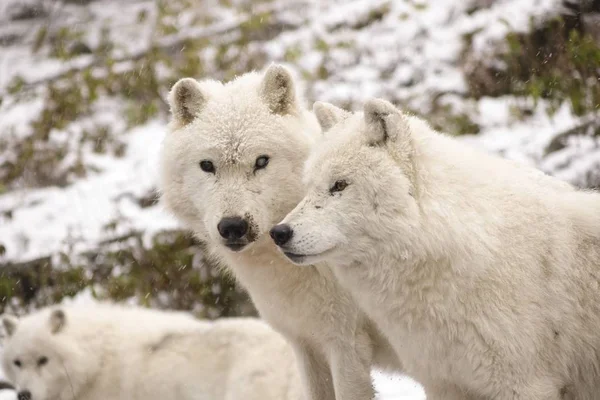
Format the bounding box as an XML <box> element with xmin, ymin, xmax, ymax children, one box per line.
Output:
<box><xmin>0</xmin><ymin>0</ymin><xmax>599</xmax><ymax>398</ymax></box>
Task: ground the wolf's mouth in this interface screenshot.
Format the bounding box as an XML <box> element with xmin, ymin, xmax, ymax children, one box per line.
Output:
<box><xmin>283</xmin><ymin>252</ymin><xmax>307</xmax><ymax>263</ymax></box>
<box><xmin>282</xmin><ymin>248</ymin><xmax>335</xmax><ymax>265</ymax></box>
<box><xmin>224</xmin><ymin>242</ymin><xmax>248</xmax><ymax>252</ymax></box>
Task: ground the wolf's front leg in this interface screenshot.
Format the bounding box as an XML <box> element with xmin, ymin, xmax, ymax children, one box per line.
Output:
<box><xmin>292</xmin><ymin>342</ymin><xmax>336</xmax><ymax>400</ymax></box>
<box><xmin>329</xmin><ymin>340</ymin><xmax>376</xmax><ymax>400</ymax></box>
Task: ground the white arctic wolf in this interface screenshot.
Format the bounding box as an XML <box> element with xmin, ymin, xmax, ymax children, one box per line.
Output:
<box><xmin>272</xmin><ymin>98</ymin><xmax>600</xmax><ymax>400</ymax></box>
<box><xmin>159</xmin><ymin>65</ymin><xmax>401</xmax><ymax>400</ymax></box>
<box><xmin>1</xmin><ymin>303</ymin><xmax>302</xmax><ymax>400</ymax></box>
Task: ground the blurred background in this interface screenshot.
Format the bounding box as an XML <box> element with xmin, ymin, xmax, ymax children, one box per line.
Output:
<box><xmin>0</xmin><ymin>0</ymin><xmax>598</xmax><ymax>395</ymax></box>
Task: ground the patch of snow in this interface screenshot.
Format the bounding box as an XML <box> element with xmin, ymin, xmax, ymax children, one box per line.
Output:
<box><xmin>0</xmin><ymin>97</ymin><xmax>44</xmax><ymax>142</ymax></box>
<box><xmin>374</xmin><ymin>371</ymin><xmax>426</xmax><ymax>400</ymax></box>
<box><xmin>0</xmin><ymin>120</ymin><xmax>179</xmax><ymax>262</ymax></box>
<box><xmin>468</xmin><ymin>0</ymin><xmax>562</xmax><ymax>55</ymax></box>
<box><xmin>464</xmin><ymin>101</ymin><xmax>582</xmax><ymax>167</ymax></box>
<box><xmin>0</xmin><ymin>392</ymin><xmax>15</xmax><ymax>400</ymax></box>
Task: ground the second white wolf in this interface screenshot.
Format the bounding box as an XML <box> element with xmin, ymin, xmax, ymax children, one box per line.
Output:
<box><xmin>274</xmin><ymin>99</ymin><xmax>600</xmax><ymax>399</ymax></box>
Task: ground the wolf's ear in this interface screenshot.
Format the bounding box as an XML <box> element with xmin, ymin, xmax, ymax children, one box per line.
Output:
<box><xmin>168</xmin><ymin>78</ymin><xmax>207</xmax><ymax>128</ymax></box>
<box><xmin>49</xmin><ymin>309</ymin><xmax>66</xmax><ymax>334</ymax></box>
<box><xmin>260</xmin><ymin>64</ymin><xmax>298</xmax><ymax>115</ymax></box>
<box><xmin>363</xmin><ymin>98</ymin><xmax>410</xmax><ymax>145</ymax></box>
<box><xmin>2</xmin><ymin>316</ymin><xmax>18</xmax><ymax>337</ymax></box>
<box><xmin>313</xmin><ymin>102</ymin><xmax>350</xmax><ymax>132</ymax></box>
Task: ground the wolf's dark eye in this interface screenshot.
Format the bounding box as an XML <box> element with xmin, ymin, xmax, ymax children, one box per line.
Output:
<box><xmin>37</xmin><ymin>356</ymin><xmax>48</xmax><ymax>367</ymax></box>
<box><xmin>330</xmin><ymin>180</ymin><xmax>348</xmax><ymax>194</ymax></box>
<box><xmin>199</xmin><ymin>160</ymin><xmax>215</xmax><ymax>174</ymax></box>
<box><xmin>254</xmin><ymin>156</ymin><xmax>269</xmax><ymax>171</ymax></box>
<box><xmin>13</xmin><ymin>359</ymin><xmax>21</xmax><ymax>368</ymax></box>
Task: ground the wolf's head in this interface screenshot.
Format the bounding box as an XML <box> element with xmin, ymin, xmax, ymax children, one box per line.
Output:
<box><xmin>1</xmin><ymin>308</ymin><xmax>94</xmax><ymax>400</ymax></box>
<box><xmin>270</xmin><ymin>99</ymin><xmax>421</xmax><ymax>266</ymax></box>
<box><xmin>160</xmin><ymin>64</ymin><xmax>317</xmax><ymax>254</ymax></box>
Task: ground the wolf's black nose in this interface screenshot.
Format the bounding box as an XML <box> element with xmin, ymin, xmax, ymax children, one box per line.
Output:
<box><xmin>270</xmin><ymin>224</ymin><xmax>293</xmax><ymax>246</ymax></box>
<box><xmin>18</xmin><ymin>390</ymin><xmax>32</xmax><ymax>400</ymax></box>
<box><xmin>217</xmin><ymin>217</ymin><xmax>249</xmax><ymax>240</ymax></box>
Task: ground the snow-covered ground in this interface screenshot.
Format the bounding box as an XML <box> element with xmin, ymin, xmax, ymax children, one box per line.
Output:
<box><xmin>374</xmin><ymin>372</ymin><xmax>425</xmax><ymax>399</ymax></box>
<box><xmin>1</xmin><ymin>0</ymin><xmax>595</xmax><ymax>264</ymax></box>
<box><xmin>0</xmin><ymin>365</ymin><xmax>13</xmax><ymax>400</ymax></box>
<box><xmin>0</xmin><ymin>0</ymin><xmax>598</xmax><ymax>398</ymax></box>
<box><xmin>0</xmin><ymin>392</ymin><xmax>15</xmax><ymax>400</ymax></box>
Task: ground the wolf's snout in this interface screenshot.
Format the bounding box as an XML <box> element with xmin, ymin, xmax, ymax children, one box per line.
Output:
<box><xmin>17</xmin><ymin>390</ymin><xmax>32</xmax><ymax>400</ymax></box>
<box><xmin>270</xmin><ymin>224</ymin><xmax>293</xmax><ymax>246</ymax></box>
<box><xmin>218</xmin><ymin>217</ymin><xmax>249</xmax><ymax>240</ymax></box>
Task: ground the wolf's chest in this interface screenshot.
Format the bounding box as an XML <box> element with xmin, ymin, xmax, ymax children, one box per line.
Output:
<box><xmin>331</xmin><ymin>261</ymin><xmax>486</xmax><ymax>384</ymax></box>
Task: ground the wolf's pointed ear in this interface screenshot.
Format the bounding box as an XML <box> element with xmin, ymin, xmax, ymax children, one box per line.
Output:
<box><xmin>2</xmin><ymin>315</ymin><xmax>18</xmax><ymax>337</ymax></box>
<box><xmin>313</xmin><ymin>102</ymin><xmax>350</xmax><ymax>132</ymax></box>
<box><xmin>168</xmin><ymin>78</ymin><xmax>207</xmax><ymax>128</ymax></box>
<box><xmin>49</xmin><ymin>309</ymin><xmax>66</xmax><ymax>334</ymax></box>
<box><xmin>363</xmin><ymin>98</ymin><xmax>409</xmax><ymax>145</ymax></box>
<box><xmin>260</xmin><ymin>64</ymin><xmax>298</xmax><ymax>115</ymax></box>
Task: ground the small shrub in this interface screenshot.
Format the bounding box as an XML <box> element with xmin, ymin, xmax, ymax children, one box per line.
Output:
<box><xmin>465</xmin><ymin>16</ymin><xmax>600</xmax><ymax>116</ymax></box>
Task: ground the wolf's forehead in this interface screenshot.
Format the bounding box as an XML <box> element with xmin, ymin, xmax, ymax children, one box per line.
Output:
<box><xmin>203</xmin><ymin>94</ymin><xmax>267</xmax><ymax>126</ymax></box>
<box><xmin>202</xmin><ymin>99</ymin><xmax>271</xmax><ymax>135</ymax></box>
<box><xmin>305</xmin><ymin>154</ymin><xmax>346</xmax><ymax>183</ymax></box>
<box><xmin>196</xmin><ymin>106</ymin><xmax>279</xmax><ymax>161</ymax></box>
<box><xmin>198</xmin><ymin>126</ymin><xmax>276</xmax><ymax>166</ymax></box>
<box><xmin>11</xmin><ymin>328</ymin><xmax>44</xmax><ymax>346</ymax></box>
<box><xmin>5</xmin><ymin>338</ymin><xmax>36</xmax><ymax>356</ymax></box>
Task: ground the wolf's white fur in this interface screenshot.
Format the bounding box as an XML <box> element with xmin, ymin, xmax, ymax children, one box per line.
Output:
<box><xmin>1</xmin><ymin>304</ymin><xmax>302</xmax><ymax>400</ymax></box>
<box><xmin>278</xmin><ymin>99</ymin><xmax>600</xmax><ymax>400</ymax></box>
<box><xmin>159</xmin><ymin>66</ymin><xmax>402</xmax><ymax>400</ymax></box>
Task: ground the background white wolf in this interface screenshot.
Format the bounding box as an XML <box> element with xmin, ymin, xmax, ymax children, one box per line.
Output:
<box><xmin>1</xmin><ymin>303</ymin><xmax>302</xmax><ymax>400</ymax></box>
<box><xmin>159</xmin><ymin>64</ymin><xmax>402</xmax><ymax>400</ymax></box>
<box><xmin>273</xmin><ymin>99</ymin><xmax>600</xmax><ymax>400</ymax></box>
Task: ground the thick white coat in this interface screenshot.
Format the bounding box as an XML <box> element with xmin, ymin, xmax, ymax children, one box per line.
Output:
<box><xmin>159</xmin><ymin>65</ymin><xmax>401</xmax><ymax>400</ymax></box>
<box><xmin>278</xmin><ymin>99</ymin><xmax>600</xmax><ymax>400</ymax></box>
<box><xmin>1</xmin><ymin>304</ymin><xmax>302</xmax><ymax>400</ymax></box>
